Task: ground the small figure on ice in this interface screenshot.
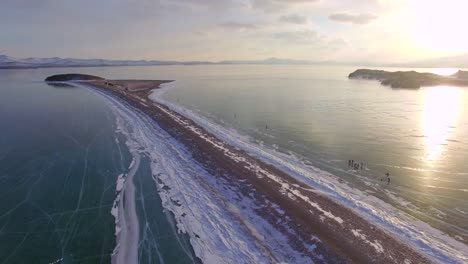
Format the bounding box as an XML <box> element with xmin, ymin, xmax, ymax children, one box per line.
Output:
<box><xmin>381</xmin><ymin>172</ymin><xmax>391</xmax><ymax>185</ymax></box>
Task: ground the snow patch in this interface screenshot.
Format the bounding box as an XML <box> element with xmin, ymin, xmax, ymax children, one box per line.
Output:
<box><xmin>351</xmin><ymin>229</ymin><xmax>384</xmax><ymax>254</ymax></box>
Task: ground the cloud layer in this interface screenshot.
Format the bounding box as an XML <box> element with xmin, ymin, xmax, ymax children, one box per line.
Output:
<box><xmin>1</xmin><ymin>0</ymin><xmax>466</xmax><ymax>63</ymax></box>
<box><xmin>279</xmin><ymin>14</ymin><xmax>308</xmax><ymax>24</ymax></box>
<box><xmin>329</xmin><ymin>13</ymin><xmax>378</xmax><ymax>25</ymax></box>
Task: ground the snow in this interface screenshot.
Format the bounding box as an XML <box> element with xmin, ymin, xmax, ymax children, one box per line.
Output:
<box><xmin>128</xmin><ymin>157</ymin><xmax>135</xmax><ymax>169</ymax></box>
<box><xmin>351</xmin><ymin>229</ymin><xmax>384</xmax><ymax>254</ymax></box>
<box><xmin>115</xmin><ymin>173</ymin><xmax>125</xmax><ymax>192</ymax></box>
<box><xmin>111</xmin><ymin>153</ymin><xmax>140</xmax><ymax>264</ymax></box>
<box><xmin>48</xmin><ymin>258</ymin><xmax>64</xmax><ymax>264</ymax></box>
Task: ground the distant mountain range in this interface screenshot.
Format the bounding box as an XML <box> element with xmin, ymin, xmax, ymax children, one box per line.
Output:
<box><xmin>0</xmin><ymin>55</ymin><xmax>334</xmax><ymax>69</ymax></box>
<box><xmin>0</xmin><ymin>55</ymin><xmax>186</xmax><ymax>69</ymax></box>
<box><xmin>1</xmin><ymin>53</ymin><xmax>467</xmax><ymax>69</ymax></box>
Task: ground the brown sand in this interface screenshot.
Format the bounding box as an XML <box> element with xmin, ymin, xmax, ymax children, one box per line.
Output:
<box><xmin>83</xmin><ymin>79</ymin><xmax>432</xmax><ymax>264</ymax></box>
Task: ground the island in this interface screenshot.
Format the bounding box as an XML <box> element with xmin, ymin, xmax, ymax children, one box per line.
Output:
<box><xmin>45</xmin><ymin>74</ymin><xmax>172</xmax><ymax>92</ymax></box>
<box><xmin>349</xmin><ymin>69</ymin><xmax>468</xmax><ymax>88</ymax></box>
<box><xmin>45</xmin><ymin>73</ymin><xmax>104</xmax><ymax>82</ymax></box>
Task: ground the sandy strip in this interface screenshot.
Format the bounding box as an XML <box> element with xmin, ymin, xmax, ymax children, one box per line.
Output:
<box><xmin>80</xmin><ymin>79</ymin><xmax>434</xmax><ymax>263</ymax></box>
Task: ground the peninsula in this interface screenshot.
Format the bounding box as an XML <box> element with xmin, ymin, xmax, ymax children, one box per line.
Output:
<box><xmin>349</xmin><ymin>69</ymin><xmax>468</xmax><ymax>88</ymax></box>
<box><xmin>45</xmin><ymin>74</ymin><xmax>433</xmax><ymax>263</ymax></box>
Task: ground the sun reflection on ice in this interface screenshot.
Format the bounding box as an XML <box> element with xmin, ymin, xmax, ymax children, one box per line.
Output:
<box><xmin>421</xmin><ymin>86</ymin><xmax>460</xmax><ymax>161</ymax></box>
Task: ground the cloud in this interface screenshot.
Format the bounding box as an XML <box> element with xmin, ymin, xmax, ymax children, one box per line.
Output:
<box><xmin>1</xmin><ymin>0</ymin><xmax>404</xmax><ymax>62</ymax></box>
<box><xmin>279</xmin><ymin>14</ymin><xmax>307</xmax><ymax>24</ymax></box>
<box><xmin>252</xmin><ymin>0</ymin><xmax>319</xmax><ymax>12</ymax></box>
<box><xmin>328</xmin><ymin>13</ymin><xmax>378</xmax><ymax>25</ymax></box>
<box><xmin>327</xmin><ymin>38</ymin><xmax>348</xmax><ymax>49</ymax></box>
<box><xmin>219</xmin><ymin>22</ymin><xmax>257</xmax><ymax>30</ymax></box>
<box><xmin>273</xmin><ymin>30</ymin><xmax>322</xmax><ymax>45</ymax></box>
<box><xmin>271</xmin><ymin>29</ymin><xmax>347</xmax><ymax>51</ymax></box>
<box><xmin>164</xmin><ymin>0</ymin><xmax>245</xmax><ymax>9</ymax></box>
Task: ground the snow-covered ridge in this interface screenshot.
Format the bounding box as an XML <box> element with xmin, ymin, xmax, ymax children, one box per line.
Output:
<box><xmin>73</xmin><ymin>83</ymin><xmax>318</xmax><ymax>264</ymax></box>
<box><xmin>0</xmin><ymin>54</ymin><xmax>182</xmax><ymax>68</ymax></box>
<box><xmin>0</xmin><ymin>54</ymin><xmax>335</xmax><ymax>68</ymax></box>
<box><xmin>149</xmin><ymin>81</ymin><xmax>468</xmax><ymax>264</ymax></box>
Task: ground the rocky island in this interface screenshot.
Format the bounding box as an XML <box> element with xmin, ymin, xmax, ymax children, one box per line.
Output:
<box><xmin>349</xmin><ymin>69</ymin><xmax>468</xmax><ymax>88</ymax></box>
<box><xmin>44</xmin><ymin>73</ymin><xmax>104</xmax><ymax>82</ymax></box>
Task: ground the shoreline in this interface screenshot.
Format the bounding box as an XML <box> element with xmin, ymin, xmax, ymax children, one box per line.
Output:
<box><xmin>58</xmin><ymin>77</ymin><xmax>457</xmax><ymax>263</ymax></box>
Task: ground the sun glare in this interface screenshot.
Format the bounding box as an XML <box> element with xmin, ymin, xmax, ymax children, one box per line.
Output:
<box><xmin>409</xmin><ymin>0</ymin><xmax>468</xmax><ymax>54</ymax></box>
<box><xmin>421</xmin><ymin>86</ymin><xmax>460</xmax><ymax>161</ymax></box>
<box><xmin>431</xmin><ymin>68</ymin><xmax>458</xmax><ymax>76</ymax></box>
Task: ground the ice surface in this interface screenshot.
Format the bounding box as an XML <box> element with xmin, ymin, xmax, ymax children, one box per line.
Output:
<box><xmin>64</xmin><ymin>82</ymin><xmax>468</xmax><ymax>264</ymax></box>
<box><xmin>147</xmin><ymin>82</ymin><xmax>468</xmax><ymax>264</ymax></box>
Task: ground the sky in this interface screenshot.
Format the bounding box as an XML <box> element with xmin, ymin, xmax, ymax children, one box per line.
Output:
<box><xmin>1</xmin><ymin>0</ymin><xmax>467</xmax><ymax>63</ymax></box>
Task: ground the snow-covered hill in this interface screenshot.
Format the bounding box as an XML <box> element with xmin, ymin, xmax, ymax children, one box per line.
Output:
<box><xmin>0</xmin><ymin>55</ymin><xmax>325</xmax><ymax>69</ymax></box>
<box><xmin>0</xmin><ymin>55</ymin><xmax>185</xmax><ymax>68</ymax></box>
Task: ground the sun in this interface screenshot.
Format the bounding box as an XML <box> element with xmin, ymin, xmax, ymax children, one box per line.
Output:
<box><xmin>408</xmin><ymin>0</ymin><xmax>468</xmax><ymax>54</ymax></box>
<box><xmin>431</xmin><ymin>68</ymin><xmax>458</xmax><ymax>76</ymax></box>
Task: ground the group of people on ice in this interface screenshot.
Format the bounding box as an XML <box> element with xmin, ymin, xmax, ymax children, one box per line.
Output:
<box><xmin>348</xmin><ymin>160</ymin><xmax>363</xmax><ymax>170</ymax></box>
<box><xmin>348</xmin><ymin>160</ymin><xmax>391</xmax><ymax>185</ymax></box>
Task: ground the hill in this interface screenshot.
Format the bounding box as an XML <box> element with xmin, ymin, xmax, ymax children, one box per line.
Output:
<box><xmin>349</xmin><ymin>69</ymin><xmax>468</xmax><ymax>89</ymax></box>
<box><xmin>44</xmin><ymin>74</ymin><xmax>105</xmax><ymax>82</ymax></box>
